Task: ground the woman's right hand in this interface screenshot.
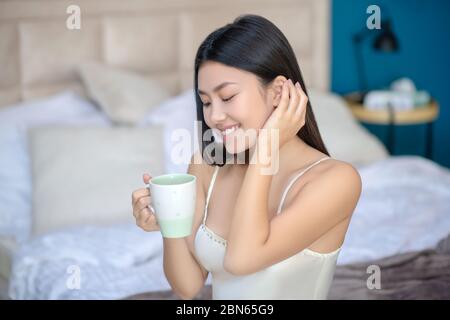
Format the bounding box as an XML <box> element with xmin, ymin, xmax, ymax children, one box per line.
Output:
<box><xmin>132</xmin><ymin>173</ymin><xmax>160</xmax><ymax>232</ymax></box>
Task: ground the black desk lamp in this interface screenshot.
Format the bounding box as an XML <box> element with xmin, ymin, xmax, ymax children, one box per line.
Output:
<box><xmin>352</xmin><ymin>19</ymin><xmax>400</xmax><ymax>103</ymax></box>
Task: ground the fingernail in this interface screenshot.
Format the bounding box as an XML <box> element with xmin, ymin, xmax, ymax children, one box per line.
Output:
<box><xmin>288</xmin><ymin>79</ymin><xmax>293</xmax><ymax>84</ymax></box>
<box><xmin>295</xmin><ymin>82</ymin><xmax>300</xmax><ymax>88</ymax></box>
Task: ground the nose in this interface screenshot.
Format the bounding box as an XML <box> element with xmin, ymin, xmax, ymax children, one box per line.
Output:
<box><xmin>209</xmin><ymin>102</ymin><xmax>227</xmax><ymax>125</ymax></box>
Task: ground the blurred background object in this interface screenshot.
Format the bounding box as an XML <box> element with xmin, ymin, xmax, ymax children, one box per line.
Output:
<box><xmin>333</xmin><ymin>0</ymin><xmax>450</xmax><ymax>164</ymax></box>
<box><xmin>352</xmin><ymin>17</ymin><xmax>400</xmax><ymax>98</ymax></box>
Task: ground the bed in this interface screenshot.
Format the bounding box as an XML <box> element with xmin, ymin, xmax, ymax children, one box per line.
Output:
<box><xmin>1</xmin><ymin>0</ymin><xmax>449</xmax><ymax>300</ymax></box>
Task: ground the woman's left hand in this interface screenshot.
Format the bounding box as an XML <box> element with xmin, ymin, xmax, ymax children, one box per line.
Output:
<box><xmin>258</xmin><ymin>78</ymin><xmax>308</xmax><ymax>151</ymax></box>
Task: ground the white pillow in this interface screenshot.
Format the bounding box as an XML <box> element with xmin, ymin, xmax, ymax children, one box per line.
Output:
<box><xmin>138</xmin><ymin>89</ymin><xmax>199</xmax><ymax>174</ymax></box>
<box><xmin>78</xmin><ymin>62</ymin><xmax>171</xmax><ymax>125</ymax></box>
<box><xmin>28</xmin><ymin>125</ymin><xmax>166</xmax><ymax>237</ymax></box>
<box><xmin>0</xmin><ymin>91</ymin><xmax>111</xmax><ymax>242</ymax></box>
<box><xmin>309</xmin><ymin>89</ymin><xmax>389</xmax><ymax>166</ymax></box>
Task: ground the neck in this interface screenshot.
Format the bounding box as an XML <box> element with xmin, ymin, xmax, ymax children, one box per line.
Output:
<box><xmin>277</xmin><ymin>136</ymin><xmax>310</xmax><ymax>172</ymax></box>
<box><xmin>227</xmin><ymin>136</ymin><xmax>310</xmax><ymax>175</ymax></box>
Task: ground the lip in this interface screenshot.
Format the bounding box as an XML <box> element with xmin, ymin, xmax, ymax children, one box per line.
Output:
<box><xmin>217</xmin><ymin>124</ymin><xmax>240</xmax><ymax>131</ymax></box>
<box><xmin>221</xmin><ymin>124</ymin><xmax>241</xmax><ymax>144</ymax></box>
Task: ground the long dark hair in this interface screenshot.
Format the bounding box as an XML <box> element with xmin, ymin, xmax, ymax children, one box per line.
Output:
<box><xmin>194</xmin><ymin>14</ymin><xmax>329</xmax><ymax>166</ymax></box>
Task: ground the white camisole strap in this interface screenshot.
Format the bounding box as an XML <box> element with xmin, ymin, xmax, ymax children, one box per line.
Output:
<box><xmin>202</xmin><ymin>156</ymin><xmax>331</xmax><ymax>223</ymax></box>
<box><xmin>276</xmin><ymin>156</ymin><xmax>332</xmax><ymax>214</ymax></box>
<box><xmin>203</xmin><ymin>165</ymin><xmax>220</xmax><ymax>224</ymax></box>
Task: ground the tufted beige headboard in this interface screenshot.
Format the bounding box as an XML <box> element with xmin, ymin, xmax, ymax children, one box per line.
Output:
<box><xmin>0</xmin><ymin>0</ymin><xmax>330</xmax><ymax>108</ymax></box>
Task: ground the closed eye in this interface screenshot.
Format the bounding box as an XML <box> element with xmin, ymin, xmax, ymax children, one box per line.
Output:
<box><xmin>223</xmin><ymin>95</ymin><xmax>235</xmax><ymax>102</ymax></box>
<box><xmin>202</xmin><ymin>95</ymin><xmax>236</xmax><ymax>107</ymax></box>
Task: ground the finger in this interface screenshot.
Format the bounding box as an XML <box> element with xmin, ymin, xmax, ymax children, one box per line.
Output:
<box><xmin>143</xmin><ymin>212</ymin><xmax>158</xmax><ymax>227</ymax></box>
<box><xmin>133</xmin><ymin>197</ymin><xmax>151</xmax><ymax>219</ymax></box>
<box><xmin>295</xmin><ymin>82</ymin><xmax>308</xmax><ymax>117</ymax></box>
<box><xmin>137</xmin><ymin>207</ymin><xmax>152</xmax><ymax>226</ymax></box>
<box><xmin>141</xmin><ymin>210</ymin><xmax>159</xmax><ymax>230</ymax></box>
<box><xmin>132</xmin><ymin>188</ymin><xmax>150</xmax><ymax>202</ymax></box>
<box><xmin>143</xmin><ymin>173</ymin><xmax>152</xmax><ymax>184</ymax></box>
<box><xmin>141</xmin><ymin>216</ymin><xmax>159</xmax><ymax>232</ymax></box>
<box><xmin>295</xmin><ymin>81</ymin><xmax>307</xmax><ymax>105</ymax></box>
<box><xmin>278</xmin><ymin>79</ymin><xmax>290</xmax><ymax>112</ymax></box>
<box><xmin>132</xmin><ymin>189</ymin><xmax>150</xmax><ymax>207</ymax></box>
<box><xmin>136</xmin><ymin>196</ymin><xmax>151</xmax><ymax>212</ymax></box>
<box><xmin>287</xmin><ymin>80</ymin><xmax>299</xmax><ymax>113</ymax></box>
<box><xmin>134</xmin><ymin>200</ymin><xmax>148</xmax><ymax>219</ymax></box>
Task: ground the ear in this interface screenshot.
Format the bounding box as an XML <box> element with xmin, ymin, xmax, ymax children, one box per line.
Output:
<box><xmin>269</xmin><ymin>75</ymin><xmax>288</xmax><ymax>107</ymax></box>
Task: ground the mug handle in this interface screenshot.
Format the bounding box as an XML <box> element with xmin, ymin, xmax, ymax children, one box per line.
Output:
<box><xmin>145</xmin><ymin>183</ymin><xmax>156</xmax><ymax>214</ymax></box>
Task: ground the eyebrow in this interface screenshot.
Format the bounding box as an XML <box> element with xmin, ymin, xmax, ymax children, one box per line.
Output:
<box><xmin>197</xmin><ymin>82</ymin><xmax>238</xmax><ymax>96</ymax></box>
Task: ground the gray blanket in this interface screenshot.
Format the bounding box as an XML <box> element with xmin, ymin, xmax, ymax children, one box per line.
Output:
<box><xmin>125</xmin><ymin>234</ymin><xmax>450</xmax><ymax>300</ymax></box>
<box><xmin>328</xmin><ymin>234</ymin><xmax>450</xmax><ymax>300</ymax></box>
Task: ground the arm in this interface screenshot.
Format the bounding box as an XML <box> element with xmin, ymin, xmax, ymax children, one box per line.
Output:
<box><xmin>224</xmin><ymin>78</ymin><xmax>362</xmax><ymax>276</ymax></box>
<box><xmin>224</xmin><ymin>146</ymin><xmax>362</xmax><ymax>275</ymax></box>
<box><xmin>162</xmin><ymin>151</ymin><xmax>209</xmax><ymax>299</ymax></box>
<box><xmin>162</xmin><ymin>237</ymin><xmax>206</xmax><ymax>300</ymax></box>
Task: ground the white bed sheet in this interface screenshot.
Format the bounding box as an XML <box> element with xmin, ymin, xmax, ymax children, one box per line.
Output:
<box><xmin>9</xmin><ymin>224</ymin><xmax>172</xmax><ymax>300</ymax></box>
<box><xmin>339</xmin><ymin>155</ymin><xmax>450</xmax><ymax>265</ymax></box>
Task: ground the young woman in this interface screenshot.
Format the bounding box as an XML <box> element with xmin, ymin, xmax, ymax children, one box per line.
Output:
<box><xmin>132</xmin><ymin>14</ymin><xmax>362</xmax><ymax>300</ymax></box>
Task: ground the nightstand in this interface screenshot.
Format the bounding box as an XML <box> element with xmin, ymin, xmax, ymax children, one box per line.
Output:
<box><xmin>343</xmin><ymin>93</ymin><xmax>440</xmax><ymax>159</ymax></box>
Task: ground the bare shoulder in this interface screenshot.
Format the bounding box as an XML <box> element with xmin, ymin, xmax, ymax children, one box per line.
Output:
<box><xmin>311</xmin><ymin>159</ymin><xmax>362</xmax><ymax>207</ymax></box>
<box><xmin>187</xmin><ymin>150</ymin><xmax>206</xmax><ymax>174</ymax></box>
<box><xmin>323</xmin><ymin>160</ymin><xmax>361</xmax><ymax>187</ymax></box>
<box><xmin>292</xmin><ymin>155</ymin><xmax>362</xmax><ymax>206</ymax></box>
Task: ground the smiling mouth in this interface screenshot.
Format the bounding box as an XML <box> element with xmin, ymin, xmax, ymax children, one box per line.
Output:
<box><xmin>220</xmin><ymin>124</ymin><xmax>241</xmax><ymax>136</ymax></box>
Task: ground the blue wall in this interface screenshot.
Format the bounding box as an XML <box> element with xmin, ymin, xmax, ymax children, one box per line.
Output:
<box><xmin>332</xmin><ymin>0</ymin><xmax>450</xmax><ymax>168</ymax></box>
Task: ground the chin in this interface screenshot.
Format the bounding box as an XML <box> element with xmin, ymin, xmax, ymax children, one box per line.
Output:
<box><xmin>223</xmin><ymin>134</ymin><xmax>257</xmax><ymax>156</ymax></box>
<box><xmin>212</xmin><ymin>126</ymin><xmax>258</xmax><ymax>158</ymax></box>
<box><xmin>224</xmin><ymin>143</ymin><xmax>245</xmax><ymax>155</ymax></box>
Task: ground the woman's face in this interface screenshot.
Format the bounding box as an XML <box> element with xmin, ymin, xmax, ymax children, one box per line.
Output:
<box><xmin>198</xmin><ymin>61</ymin><xmax>280</xmax><ymax>155</ymax></box>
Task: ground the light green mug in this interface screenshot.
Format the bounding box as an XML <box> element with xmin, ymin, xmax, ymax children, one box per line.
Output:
<box><xmin>148</xmin><ymin>173</ymin><xmax>196</xmax><ymax>238</ymax></box>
